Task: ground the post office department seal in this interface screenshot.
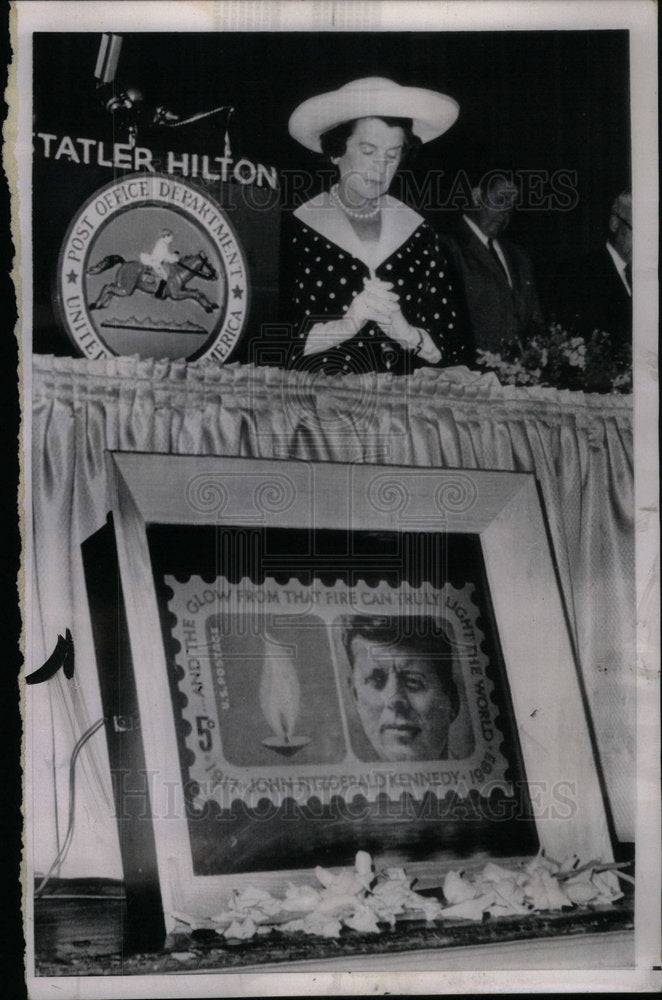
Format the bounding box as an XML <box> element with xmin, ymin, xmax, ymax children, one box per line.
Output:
<box><xmin>55</xmin><ymin>173</ymin><xmax>249</xmax><ymax>363</ymax></box>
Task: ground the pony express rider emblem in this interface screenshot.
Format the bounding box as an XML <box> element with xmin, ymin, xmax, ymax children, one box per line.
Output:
<box><xmin>56</xmin><ymin>173</ymin><xmax>249</xmax><ymax>362</ymax></box>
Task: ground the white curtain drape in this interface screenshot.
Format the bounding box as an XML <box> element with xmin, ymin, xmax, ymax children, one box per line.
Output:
<box><xmin>29</xmin><ymin>356</ymin><xmax>634</xmax><ymax>877</ymax></box>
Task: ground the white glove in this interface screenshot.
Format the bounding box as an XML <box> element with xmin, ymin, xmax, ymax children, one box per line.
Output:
<box><xmin>387</xmin><ymin>307</ymin><xmax>442</xmax><ymax>364</ymax></box>
<box><xmin>344</xmin><ymin>279</ymin><xmax>400</xmax><ymax>334</ymax></box>
<box><xmin>301</xmin><ymin>279</ymin><xmax>399</xmax><ymax>358</ymax></box>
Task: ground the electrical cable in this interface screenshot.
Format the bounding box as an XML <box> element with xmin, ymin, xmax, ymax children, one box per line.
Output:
<box><xmin>47</xmin><ymin>683</ymin><xmax>62</xmax><ymax>877</ymax></box>
<box><xmin>34</xmin><ymin>717</ymin><xmax>106</xmax><ymax>899</ymax></box>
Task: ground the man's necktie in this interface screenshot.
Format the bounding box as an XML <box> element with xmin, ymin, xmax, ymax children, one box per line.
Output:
<box><xmin>487</xmin><ymin>237</ymin><xmax>510</xmax><ymax>284</ymax></box>
<box><xmin>624</xmin><ymin>262</ymin><xmax>632</xmax><ymax>293</ymax></box>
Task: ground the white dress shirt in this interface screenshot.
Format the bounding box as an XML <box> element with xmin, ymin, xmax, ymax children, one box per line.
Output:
<box><xmin>606</xmin><ymin>241</ymin><xmax>632</xmax><ymax>296</ymax></box>
<box><xmin>462</xmin><ymin>215</ymin><xmax>513</xmax><ymax>288</ymax></box>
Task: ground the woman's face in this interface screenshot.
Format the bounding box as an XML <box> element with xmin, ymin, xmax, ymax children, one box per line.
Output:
<box><xmin>333</xmin><ymin>117</ymin><xmax>405</xmax><ymax>205</ymax></box>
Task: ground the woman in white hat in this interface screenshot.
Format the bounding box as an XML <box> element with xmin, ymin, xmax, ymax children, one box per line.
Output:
<box><xmin>285</xmin><ymin>77</ymin><xmax>470</xmax><ymax>375</ymax></box>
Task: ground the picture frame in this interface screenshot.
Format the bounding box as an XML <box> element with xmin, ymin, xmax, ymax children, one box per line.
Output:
<box><xmin>86</xmin><ymin>451</ymin><xmax>615</xmax><ymax>945</ymax></box>
<box><xmin>14</xmin><ymin>0</ymin><xmax>659</xmax><ymax>992</ymax></box>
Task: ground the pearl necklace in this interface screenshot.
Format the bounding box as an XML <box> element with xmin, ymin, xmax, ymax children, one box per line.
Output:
<box><xmin>330</xmin><ymin>184</ymin><xmax>382</xmax><ymax>221</ymax></box>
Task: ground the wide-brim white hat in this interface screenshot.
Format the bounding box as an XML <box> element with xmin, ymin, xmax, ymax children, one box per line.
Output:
<box><xmin>288</xmin><ymin>77</ymin><xmax>459</xmax><ymax>153</ymax></box>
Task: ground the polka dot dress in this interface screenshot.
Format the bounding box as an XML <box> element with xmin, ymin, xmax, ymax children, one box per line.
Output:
<box><xmin>286</xmin><ymin>217</ymin><xmax>468</xmax><ymax>375</ymax></box>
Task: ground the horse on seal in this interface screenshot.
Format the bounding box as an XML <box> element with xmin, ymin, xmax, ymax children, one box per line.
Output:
<box><xmin>87</xmin><ymin>251</ymin><xmax>221</xmax><ymax>313</ymax></box>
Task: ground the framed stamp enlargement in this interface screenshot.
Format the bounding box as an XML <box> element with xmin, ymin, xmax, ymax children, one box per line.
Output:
<box><xmin>83</xmin><ymin>452</ymin><xmax>615</xmax><ymax>945</ymax></box>
<box><xmin>160</xmin><ymin>575</ymin><xmax>522</xmax><ymax>878</ymax></box>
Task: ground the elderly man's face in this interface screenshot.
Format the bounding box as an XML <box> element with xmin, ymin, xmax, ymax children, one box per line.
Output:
<box><xmin>349</xmin><ymin>636</ymin><xmax>455</xmax><ymax>761</ymax></box>
<box><xmin>333</xmin><ymin>117</ymin><xmax>405</xmax><ymax>206</ymax></box>
<box><xmin>473</xmin><ymin>177</ymin><xmax>519</xmax><ymax>238</ymax></box>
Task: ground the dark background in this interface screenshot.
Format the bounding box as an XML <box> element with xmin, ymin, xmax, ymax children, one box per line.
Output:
<box><xmin>33</xmin><ymin>30</ymin><xmax>630</xmax><ymax>356</ymax></box>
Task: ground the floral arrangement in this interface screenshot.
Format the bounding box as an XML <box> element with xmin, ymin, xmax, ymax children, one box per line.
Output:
<box><xmin>475</xmin><ymin>324</ymin><xmax>632</xmax><ymax>394</ymax></box>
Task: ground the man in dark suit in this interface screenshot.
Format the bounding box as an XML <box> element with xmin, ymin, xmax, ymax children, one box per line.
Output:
<box><xmin>552</xmin><ymin>191</ymin><xmax>632</xmax><ymax>346</ymax></box>
<box><xmin>439</xmin><ymin>169</ymin><xmax>545</xmax><ymax>352</ymax></box>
